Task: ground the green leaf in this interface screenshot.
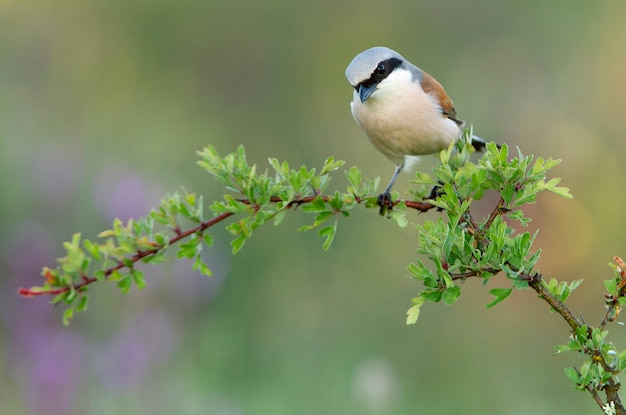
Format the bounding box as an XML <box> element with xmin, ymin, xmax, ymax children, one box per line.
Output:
<box><xmin>605</xmin><ymin>278</ymin><xmax>618</xmax><ymax>296</ymax></box>
<box><xmin>388</xmin><ymin>209</ymin><xmax>408</xmax><ymax>228</ymax></box>
<box><xmin>407</xmin><ymin>261</ymin><xmax>437</xmax><ymax>286</ymax></box>
<box><xmin>564</xmin><ymin>367</ymin><xmax>581</xmax><ymax>385</ymax></box>
<box><xmin>511</xmin><ymin>278</ymin><xmax>529</xmax><ymax>290</ymax></box>
<box><xmin>300</xmin><ymin>196</ymin><xmax>326</xmax><ymax>213</ymax></box>
<box><xmin>231</xmin><ymin>234</ymin><xmax>247</xmax><ymax>254</ymax></box>
<box><xmin>51</xmin><ymin>291</ymin><xmax>67</xmax><ymax>305</ymax></box>
<box><xmin>177</xmin><ymin>238</ymin><xmax>200</xmax><ymax>259</ymax></box>
<box><xmin>560</xmin><ymin>279</ymin><xmax>583</xmax><ymax>302</ymax></box>
<box><xmin>505</xmin><ymin>209</ymin><xmax>531</xmax><ymax>226</ymax></box>
<box><xmin>203</xmin><ymin>233</ymin><xmax>214</xmax><ymax>247</ymax></box>
<box><xmin>272</xmin><ymin>209</ymin><xmax>287</xmax><ymax>226</ymax></box>
<box><xmin>407</xmin><ymin>262</ymin><xmax>423</xmax><ymax>278</ymax></box>
<box><xmin>442</xmin><ymin>286</ymin><xmax>461</xmax><ymax>304</ymax></box>
<box><xmin>406</xmin><ymin>298</ymin><xmax>425</xmax><ymax>325</ymax></box>
<box><xmin>345</xmin><ymin>166</ymin><xmax>362</xmax><ymax>189</ymax></box>
<box><xmin>617</xmin><ymin>350</ymin><xmax>626</xmax><ymax>371</ymax></box>
<box><xmin>76</xmin><ymin>294</ymin><xmax>89</xmax><ymax>313</ymax></box>
<box><xmin>94</xmin><ymin>269</ymin><xmax>107</xmax><ymax>281</ymax></box>
<box><xmin>65</xmin><ymin>289</ymin><xmax>77</xmax><ymax>303</ymax></box>
<box><xmin>59</xmin><ymin>233</ymin><xmax>89</xmax><ymax>274</ymax></box>
<box><xmin>411</xmin><ymin>171</ymin><xmax>436</xmax><ymax>185</ymax></box>
<box><xmin>110</xmin><ymin>269</ymin><xmax>124</xmax><ymax>281</ymax></box>
<box><xmin>321</xmin><ymin>156</ymin><xmax>345</xmax><ymax>175</ymax></box>
<box><xmin>117</xmin><ymin>274</ymin><xmax>132</xmax><ymax>294</ymax></box>
<box><xmin>550</xmin><ymin>185</ymin><xmax>573</xmax><ymax>199</ymax></box>
<box><xmin>486</xmin><ymin>287</ymin><xmax>513</xmax><ymax>308</ymax></box>
<box><xmin>554</xmin><ymin>342</ymin><xmax>580</xmax><ymax>354</ymax></box>
<box><xmin>83</xmin><ymin>239</ymin><xmax>101</xmax><ymax>262</ymax></box>
<box><xmin>590</xmin><ymin>328</ymin><xmax>608</xmax><ymax>347</ymax></box>
<box><xmin>268</xmin><ymin>157</ymin><xmax>286</xmax><ymax>176</ymax></box>
<box><xmin>62</xmin><ymin>307</ymin><xmax>74</xmax><ymax>326</ymax></box>
<box><xmin>420</xmin><ymin>290</ymin><xmax>443</xmax><ymax>303</ymax></box>
<box><xmin>193</xmin><ymin>255</ymin><xmax>213</xmax><ymax>276</ymax></box>
<box><xmin>318</xmin><ymin>221</ymin><xmax>337</xmax><ymax>251</ymax></box>
<box><xmin>131</xmin><ymin>269</ymin><xmax>147</xmax><ymax>290</ymax></box>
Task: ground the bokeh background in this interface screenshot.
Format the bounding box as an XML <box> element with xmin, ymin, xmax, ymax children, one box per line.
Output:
<box><xmin>1</xmin><ymin>0</ymin><xmax>625</xmax><ymax>414</ymax></box>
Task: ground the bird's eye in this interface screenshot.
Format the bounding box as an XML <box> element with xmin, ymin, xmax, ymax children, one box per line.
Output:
<box><xmin>375</xmin><ymin>63</ymin><xmax>386</xmax><ymax>74</ymax></box>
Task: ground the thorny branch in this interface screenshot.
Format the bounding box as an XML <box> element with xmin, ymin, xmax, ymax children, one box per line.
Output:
<box><xmin>446</xmin><ymin>199</ymin><xmax>626</xmax><ymax>414</ymax></box>
<box><xmin>17</xmin><ymin>211</ymin><xmax>235</xmax><ymax>297</ymax></box>
<box><xmin>17</xmin><ymin>196</ymin><xmax>437</xmax><ymax>298</ymax></box>
<box><xmin>600</xmin><ymin>256</ymin><xmax>626</xmax><ymax>330</ymax></box>
<box><xmin>525</xmin><ymin>271</ymin><xmax>625</xmax><ymax>414</ymax></box>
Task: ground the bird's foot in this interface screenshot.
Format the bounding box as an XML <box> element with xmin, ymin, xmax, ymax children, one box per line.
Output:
<box><xmin>377</xmin><ymin>191</ymin><xmax>394</xmax><ymax>217</ymax></box>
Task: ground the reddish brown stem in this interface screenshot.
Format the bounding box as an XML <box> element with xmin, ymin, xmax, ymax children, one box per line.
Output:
<box><xmin>484</xmin><ymin>196</ymin><xmax>505</xmax><ymax>231</ymax></box>
<box><xmin>18</xmin><ymin>195</ymin><xmax>438</xmax><ymax>298</ymax></box>
<box><xmin>450</xmin><ymin>267</ymin><xmax>500</xmax><ymax>281</ymax></box>
<box><xmin>18</xmin><ymin>211</ymin><xmax>234</xmax><ymax>297</ymax></box>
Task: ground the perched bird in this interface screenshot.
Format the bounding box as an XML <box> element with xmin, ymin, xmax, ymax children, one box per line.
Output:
<box><xmin>345</xmin><ymin>46</ymin><xmax>490</xmax><ymax>215</ymax></box>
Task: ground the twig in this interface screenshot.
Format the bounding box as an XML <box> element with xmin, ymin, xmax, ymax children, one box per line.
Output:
<box><xmin>526</xmin><ymin>272</ymin><xmax>625</xmax><ymax>414</ymax></box>
<box><xmin>484</xmin><ymin>196</ymin><xmax>505</xmax><ymax>231</ymax></box>
<box><xmin>526</xmin><ymin>272</ymin><xmax>581</xmax><ymax>332</ymax></box>
<box><xmin>450</xmin><ymin>267</ymin><xmax>500</xmax><ymax>281</ymax></box>
<box><xmin>18</xmin><ymin>211</ymin><xmax>235</xmax><ymax>297</ymax></box>
<box><xmin>18</xmin><ymin>195</ymin><xmax>438</xmax><ymax>298</ymax></box>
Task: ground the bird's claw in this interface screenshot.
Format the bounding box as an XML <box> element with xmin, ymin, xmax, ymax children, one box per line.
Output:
<box><xmin>377</xmin><ymin>191</ymin><xmax>393</xmax><ymax>217</ymax></box>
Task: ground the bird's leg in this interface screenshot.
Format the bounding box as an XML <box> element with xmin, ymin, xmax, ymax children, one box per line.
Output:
<box><xmin>377</xmin><ymin>165</ymin><xmax>403</xmax><ymax>217</ymax></box>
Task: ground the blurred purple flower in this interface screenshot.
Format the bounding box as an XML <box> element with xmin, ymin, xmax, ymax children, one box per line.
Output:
<box><xmin>16</xmin><ymin>328</ymin><xmax>88</xmax><ymax>415</ymax></box>
<box><xmin>3</xmin><ymin>220</ymin><xmax>88</xmax><ymax>415</ymax></box>
<box><xmin>92</xmin><ymin>166</ymin><xmax>162</xmax><ymax>222</ymax></box>
<box><xmin>167</xmin><ymin>254</ymin><xmax>229</xmax><ymax>307</ymax></box>
<box><xmin>95</xmin><ymin>311</ymin><xmax>178</xmax><ymax>391</ymax></box>
<box><xmin>31</xmin><ymin>145</ymin><xmax>82</xmax><ymax>208</ymax></box>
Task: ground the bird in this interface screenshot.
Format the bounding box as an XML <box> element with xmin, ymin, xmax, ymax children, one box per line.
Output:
<box><xmin>345</xmin><ymin>46</ymin><xmax>491</xmax><ymax>215</ymax></box>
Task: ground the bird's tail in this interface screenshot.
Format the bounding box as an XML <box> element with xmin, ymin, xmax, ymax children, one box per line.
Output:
<box><xmin>470</xmin><ymin>134</ymin><xmax>500</xmax><ymax>151</ymax></box>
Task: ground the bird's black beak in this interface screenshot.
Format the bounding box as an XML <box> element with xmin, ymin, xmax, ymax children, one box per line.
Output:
<box><xmin>358</xmin><ymin>83</ymin><xmax>377</xmax><ymax>103</ymax></box>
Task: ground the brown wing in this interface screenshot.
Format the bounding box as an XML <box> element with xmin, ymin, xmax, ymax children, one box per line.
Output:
<box><xmin>420</xmin><ymin>71</ymin><xmax>464</xmax><ymax>126</ymax></box>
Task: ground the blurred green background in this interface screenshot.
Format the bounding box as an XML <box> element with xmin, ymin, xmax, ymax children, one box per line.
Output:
<box><xmin>2</xmin><ymin>0</ymin><xmax>625</xmax><ymax>414</ymax></box>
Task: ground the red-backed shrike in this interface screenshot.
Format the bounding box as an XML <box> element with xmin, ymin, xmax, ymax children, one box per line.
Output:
<box><xmin>345</xmin><ymin>46</ymin><xmax>490</xmax><ymax>214</ymax></box>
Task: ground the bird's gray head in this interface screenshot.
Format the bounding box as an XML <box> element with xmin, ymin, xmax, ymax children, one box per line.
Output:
<box><xmin>345</xmin><ymin>47</ymin><xmax>407</xmax><ymax>103</ymax></box>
